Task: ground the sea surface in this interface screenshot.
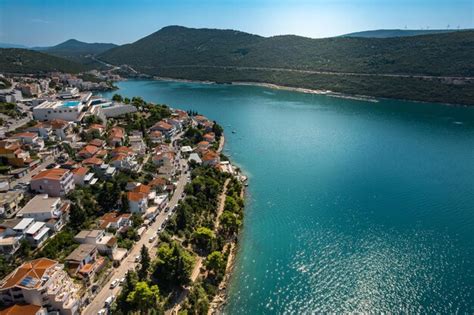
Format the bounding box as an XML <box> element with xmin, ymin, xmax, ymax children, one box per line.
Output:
<box><xmin>104</xmin><ymin>80</ymin><xmax>474</xmax><ymax>313</ymax></box>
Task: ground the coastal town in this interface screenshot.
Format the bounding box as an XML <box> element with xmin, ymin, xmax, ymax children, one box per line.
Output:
<box><xmin>0</xmin><ymin>72</ymin><xmax>245</xmax><ymax>315</ymax></box>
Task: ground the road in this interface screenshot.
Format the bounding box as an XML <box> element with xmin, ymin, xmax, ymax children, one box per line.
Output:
<box><xmin>83</xmin><ymin>157</ymin><xmax>190</xmax><ymax>315</ymax></box>
<box><xmin>141</xmin><ymin>64</ymin><xmax>474</xmax><ymax>81</ymax></box>
<box><xmin>10</xmin><ymin>155</ymin><xmax>55</xmax><ymax>187</ymax></box>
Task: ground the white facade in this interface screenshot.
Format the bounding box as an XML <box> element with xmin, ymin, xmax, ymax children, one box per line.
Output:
<box><xmin>33</xmin><ymin>100</ymin><xmax>85</xmax><ymax>122</ymax></box>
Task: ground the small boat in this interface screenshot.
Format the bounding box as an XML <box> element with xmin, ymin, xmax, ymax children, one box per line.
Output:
<box><xmin>232</xmin><ymin>130</ymin><xmax>236</xmax><ymax>134</ymax></box>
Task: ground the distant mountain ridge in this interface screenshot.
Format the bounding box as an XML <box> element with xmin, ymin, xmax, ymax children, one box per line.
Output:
<box><xmin>341</xmin><ymin>29</ymin><xmax>468</xmax><ymax>38</ymax></box>
<box><xmin>32</xmin><ymin>39</ymin><xmax>117</xmax><ymax>67</ymax></box>
<box><xmin>100</xmin><ymin>25</ymin><xmax>474</xmax><ymax>77</ymax></box>
<box><xmin>0</xmin><ymin>48</ymin><xmax>87</xmax><ymax>74</ymax></box>
<box><xmin>35</xmin><ymin>39</ymin><xmax>117</xmax><ymax>54</ymax></box>
<box><xmin>99</xmin><ymin>26</ymin><xmax>474</xmax><ymax>105</ymax></box>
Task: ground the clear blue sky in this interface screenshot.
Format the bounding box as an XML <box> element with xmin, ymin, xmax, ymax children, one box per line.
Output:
<box><xmin>0</xmin><ymin>0</ymin><xmax>472</xmax><ymax>46</ymax></box>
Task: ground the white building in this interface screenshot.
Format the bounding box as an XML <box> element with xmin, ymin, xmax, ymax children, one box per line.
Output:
<box><xmin>33</xmin><ymin>100</ymin><xmax>85</xmax><ymax>122</ymax></box>
<box><xmin>17</xmin><ymin>194</ymin><xmax>69</xmax><ymax>232</ymax></box>
<box><xmin>0</xmin><ymin>258</ymin><xmax>81</xmax><ymax>315</ymax></box>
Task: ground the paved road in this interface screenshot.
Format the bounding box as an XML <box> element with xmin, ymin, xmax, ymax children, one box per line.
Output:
<box><xmin>140</xmin><ymin>64</ymin><xmax>474</xmax><ymax>81</ymax></box>
<box><xmin>83</xmin><ymin>157</ymin><xmax>190</xmax><ymax>315</ymax></box>
<box><xmin>10</xmin><ymin>155</ymin><xmax>55</xmax><ymax>187</ymax></box>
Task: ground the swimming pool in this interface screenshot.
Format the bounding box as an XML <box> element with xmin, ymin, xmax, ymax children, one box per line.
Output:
<box><xmin>62</xmin><ymin>101</ymin><xmax>81</xmax><ymax>107</ymax></box>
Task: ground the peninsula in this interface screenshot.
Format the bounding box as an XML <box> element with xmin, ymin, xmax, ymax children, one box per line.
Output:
<box><xmin>0</xmin><ymin>70</ymin><xmax>245</xmax><ymax>314</ymax></box>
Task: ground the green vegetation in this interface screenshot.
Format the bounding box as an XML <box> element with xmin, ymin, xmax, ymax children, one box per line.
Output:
<box><xmin>37</xmin><ymin>39</ymin><xmax>117</xmax><ymax>67</ymax></box>
<box><xmin>0</xmin><ymin>48</ymin><xmax>87</xmax><ymax>74</ymax></box>
<box><xmin>99</xmin><ymin>26</ymin><xmax>474</xmax><ymax>105</ymax></box>
<box><xmin>153</xmin><ymin>241</ymin><xmax>195</xmax><ymax>289</ymax></box>
<box><xmin>341</xmin><ymin>29</ymin><xmax>466</xmax><ymax>38</ymax></box>
<box><xmin>0</xmin><ymin>102</ymin><xmax>21</xmax><ymax>118</ymax></box>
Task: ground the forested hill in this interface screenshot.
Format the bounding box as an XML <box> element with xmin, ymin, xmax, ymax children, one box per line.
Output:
<box><xmin>0</xmin><ymin>48</ymin><xmax>87</xmax><ymax>74</ymax></box>
<box><xmin>341</xmin><ymin>29</ymin><xmax>463</xmax><ymax>38</ymax></box>
<box><xmin>100</xmin><ymin>26</ymin><xmax>474</xmax><ymax>77</ymax></box>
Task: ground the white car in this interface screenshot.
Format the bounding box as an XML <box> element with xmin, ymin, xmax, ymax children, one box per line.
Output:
<box><xmin>98</xmin><ymin>309</ymin><xmax>107</xmax><ymax>315</ymax></box>
<box><xmin>104</xmin><ymin>295</ymin><xmax>115</xmax><ymax>307</ymax></box>
<box><xmin>135</xmin><ymin>255</ymin><xmax>141</xmax><ymax>262</ymax></box>
<box><xmin>149</xmin><ymin>235</ymin><xmax>157</xmax><ymax>243</ymax></box>
<box><xmin>110</xmin><ymin>279</ymin><xmax>119</xmax><ymax>289</ymax></box>
<box><xmin>119</xmin><ymin>277</ymin><xmax>125</xmax><ymax>284</ymax></box>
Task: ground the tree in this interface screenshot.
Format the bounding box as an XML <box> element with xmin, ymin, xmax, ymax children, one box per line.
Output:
<box><xmin>138</xmin><ymin>245</ymin><xmax>150</xmax><ymax>281</ymax></box>
<box><xmin>115</xmin><ymin>271</ymin><xmax>138</xmax><ymax>313</ymax></box>
<box><xmin>112</xmin><ymin>94</ymin><xmax>123</xmax><ymax>102</ymax></box>
<box><xmin>68</xmin><ymin>204</ymin><xmax>86</xmax><ymax>231</ymax></box>
<box><xmin>219</xmin><ymin>211</ymin><xmax>241</xmax><ymax>238</ymax></box>
<box><xmin>120</xmin><ymin>193</ymin><xmax>129</xmax><ymax>213</ymax></box>
<box><xmin>126</xmin><ymin>281</ymin><xmax>162</xmax><ymax>314</ymax></box>
<box><xmin>124</xmin><ymin>97</ymin><xmax>130</xmax><ymax>104</ymax></box>
<box><xmin>186</xmin><ymin>283</ymin><xmax>209</xmax><ymax>314</ymax></box>
<box><xmin>192</xmin><ymin>227</ymin><xmax>215</xmax><ymax>253</ymax></box>
<box><xmin>206</xmin><ymin>251</ymin><xmax>225</xmax><ymax>276</ymax></box>
<box><xmin>153</xmin><ymin>242</ymin><xmax>194</xmax><ymax>288</ymax></box>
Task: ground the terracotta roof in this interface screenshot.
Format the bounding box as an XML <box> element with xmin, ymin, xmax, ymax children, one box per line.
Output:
<box><xmin>95</xmin><ymin>149</ymin><xmax>107</xmax><ymax>157</ymax></box>
<box><xmin>50</xmin><ymin>119</ymin><xmax>68</xmax><ymax>129</ymax></box>
<box><xmin>202</xmin><ymin>150</ymin><xmax>219</xmax><ymax>161</ymax></box>
<box><xmin>82</xmin><ymin>157</ymin><xmax>103</xmax><ymax>166</ymax></box>
<box><xmin>0</xmin><ymin>304</ymin><xmax>43</xmax><ymax>315</ymax></box>
<box><xmin>108</xmin><ymin>127</ymin><xmax>125</xmax><ymax>139</ymax></box>
<box><xmin>71</xmin><ymin>166</ymin><xmax>89</xmax><ymax>176</ymax></box>
<box><xmin>111</xmin><ymin>146</ymin><xmax>133</xmax><ymax>156</ymax></box>
<box><xmin>198</xmin><ymin>141</ymin><xmax>210</xmax><ymax>146</ymax></box>
<box><xmin>13</xmin><ymin>132</ymin><xmax>37</xmax><ymax>138</ymax></box>
<box><xmin>99</xmin><ymin>212</ymin><xmax>131</xmax><ymax>229</ymax></box>
<box><xmin>152</xmin><ymin>121</ymin><xmax>172</xmax><ymax>131</ymax></box>
<box><xmin>0</xmin><ymin>258</ymin><xmax>57</xmax><ymax>290</ymax></box>
<box><xmin>149</xmin><ymin>177</ymin><xmax>167</xmax><ymax>187</ymax></box>
<box><xmin>32</xmin><ymin>168</ymin><xmax>69</xmax><ymax>181</ymax></box>
<box><xmin>133</xmin><ymin>184</ymin><xmax>151</xmax><ymax>194</ymax></box>
<box><xmin>127</xmin><ymin>191</ymin><xmax>147</xmax><ymax>202</ymax></box>
<box><xmin>88</xmin><ymin>139</ymin><xmax>104</xmax><ymax>148</ymax></box>
<box><xmin>78</xmin><ymin>145</ymin><xmax>99</xmax><ymax>156</ymax></box>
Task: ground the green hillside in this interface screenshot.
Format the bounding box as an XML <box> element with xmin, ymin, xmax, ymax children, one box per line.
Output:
<box><xmin>99</xmin><ymin>26</ymin><xmax>474</xmax><ymax>105</ymax></box>
<box><xmin>0</xmin><ymin>48</ymin><xmax>87</xmax><ymax>74</ymax></box>
<box><xmin>37</xmin><ymin>39</ymin><xmax>117</xmax><ymax>68</ymax></box>
<box><xmin>101</xmin><ymin>26</ymin><xmax>474</xmax><ymax>76</ymax></box>
<box><xmin>341</xmin><ymin>29</ymin><xmax>463</xmax><ymax>38</ymax></box>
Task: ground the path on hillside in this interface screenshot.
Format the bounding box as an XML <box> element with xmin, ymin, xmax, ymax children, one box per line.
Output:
<box><xmin>168</xmin><ymin>178</ymin><xmax>231</xmax><ymax>315</ymax></box>
<box><xmin>152</xmin><ymin>64</ymin><xmax>474</xmax><ymax>81</ymax></box>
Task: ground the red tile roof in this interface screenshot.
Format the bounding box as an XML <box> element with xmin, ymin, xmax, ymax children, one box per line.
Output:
<box><xmin>32</xmin><ymin>168</ymin><xmax>69</xmax><ymax>181</ymax></box>
<box><xmin>0</xmin><ymin>258</ymin><xmax>57</xmax><ymax>290</ymax></box>
<box><xmin>127</xmin><ymin>191</ymin><xmax>147</xmax><ymax>202</ymax></box>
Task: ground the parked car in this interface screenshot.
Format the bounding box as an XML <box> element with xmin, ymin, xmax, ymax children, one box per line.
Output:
<box><xmin>149</xmin><ymin>235</ymin><xmax>157</xmax><ymax>243</ymax></box>
<box><xmin>135</xmin><ymin>255</ymin><xmax>141</xmax><ymax>262</ymax></box>
<box><xmin>110</xmin><ymin>279</ymin><xmax>119</xmax><ymax>289</ymax></box>
<box><xmin>98</xmin><ymin>309</ymin><xmax>107</xmax><ymax>315</ymax></box>
<box><xmin>104</xmin><ymin>295</ymin><xmax>115</xmax><ymax>307</ymax></box>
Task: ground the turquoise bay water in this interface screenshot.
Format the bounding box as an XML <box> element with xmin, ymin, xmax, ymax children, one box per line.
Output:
<box><xmin>104</xmin><ymin>80</ymin><xmax>474</xmax><ymax>313</ymax></box>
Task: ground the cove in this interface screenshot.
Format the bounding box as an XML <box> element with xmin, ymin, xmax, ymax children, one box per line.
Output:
<box><xmin>103</xmin><ymin>80</ymin><xmax>474</xmax><ymax>313</ymax></box>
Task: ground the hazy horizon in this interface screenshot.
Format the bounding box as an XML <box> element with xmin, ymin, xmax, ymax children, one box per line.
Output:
<box><xmin>0</xmin><ymin>0</ymin><xmax>472</xmax><ymax>47</ymax></box>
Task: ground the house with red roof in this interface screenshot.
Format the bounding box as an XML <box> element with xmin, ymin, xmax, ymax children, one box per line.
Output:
<box><xmin>150</xmin><ymin>121</ymin><xmax>175</xmax><ymax>138</ymax></box>
<box><xmin>11</xmin><ymin>133</ymin><xmax>44</xmax><ymax>150</ymax></box>
<box><xmin>0</xmin><ymin>258</ymin><xmax>80</xmax><ymax>315</ymax></box>
<box><xmin>202</xmin><ymin>150</ymin><xmax>220</xmax><ymax>167</ymax></box>
<box><xmin>77</xmin><ymin>145</ymin><xmax>99</xmax><ymax>159</ymax></box>
<box><xmin>30</xmin><ymin>168</ymin><xmax>75</xmax><ymax>197</ymax></box>
<box><xmin>127</xmin><ymin>192</ymin><xmax>148</xmax><ymax>214</ymax></box>
<box><xmin>107</xmin><ymin>127</ymin><xmax>125</xmax><ymax>146</ymax></box>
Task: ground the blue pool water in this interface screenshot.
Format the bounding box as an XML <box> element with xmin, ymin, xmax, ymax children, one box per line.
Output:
<box><xmin>104</xmin><ymin>80</ymin><xmax>474</xmax><ymax>313</ymax></box>
<box><xmin>62</xmin><ymin>100</ymin><xmax>80</xmax><ymax>107</ymax></box>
